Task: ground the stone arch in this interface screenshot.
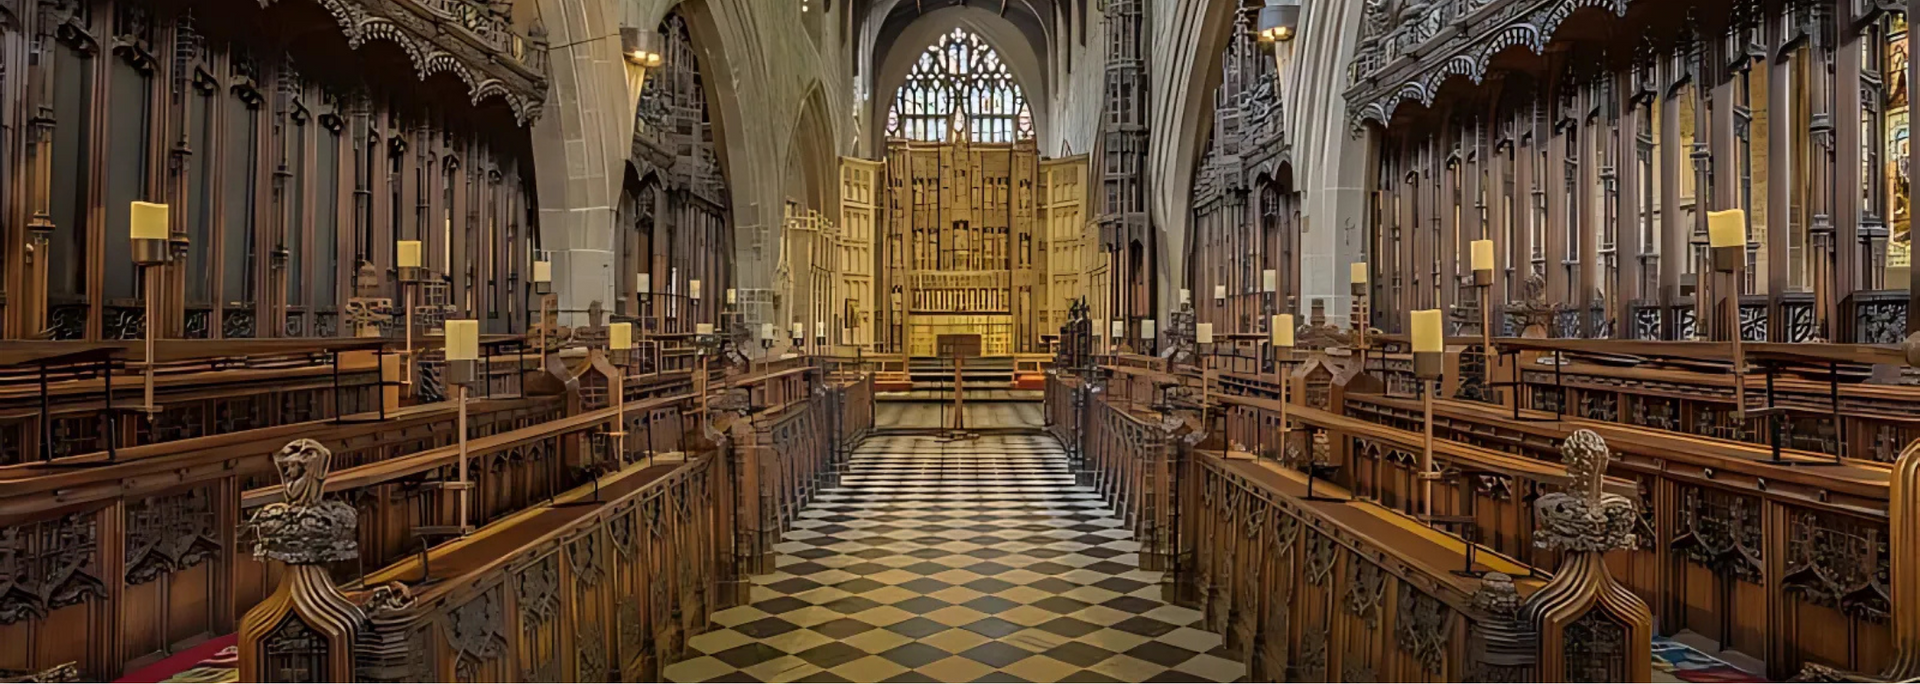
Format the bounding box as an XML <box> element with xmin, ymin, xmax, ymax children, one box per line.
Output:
<box><xmin>785</xmin><ymin>83</ymin><xmax>839</xmax><ymax>216</ymax></box>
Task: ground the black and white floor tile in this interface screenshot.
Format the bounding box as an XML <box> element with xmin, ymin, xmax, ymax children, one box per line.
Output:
<box><xmin>664</xmin><ymin>432</ymin><xmax>1246</xmax><ymax>683</ymax></box>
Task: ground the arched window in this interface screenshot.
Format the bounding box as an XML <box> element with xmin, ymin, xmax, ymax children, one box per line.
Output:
<box><xmin>887</xmin><ymin>28</ymin><xmax>1034</xmax><ymax>144</ymax></box>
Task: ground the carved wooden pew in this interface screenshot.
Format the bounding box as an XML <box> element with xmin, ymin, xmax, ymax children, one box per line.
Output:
<box><xmin>1339</xmin><ymin>390</ymin><xmax>1895</xmax><ymax>678</ymax></box>
<box><xmin>236</xmin><ymin>393</ymin><xmax>697</xmax><ymax>591</ymax></box>
<box><xmin>1055</xmin><ymin>380</ymin><xmax>1657</xmax><ymax>682</ymax></box>
<box><xmin>0</xmin><ymin>393</ymin><xmax>560</xmax><ymax>678</ymax></box>
<box><xmin>237</xmin><ymin>436</ymin><xmax>732</xmax><ymax>682</ymax></box>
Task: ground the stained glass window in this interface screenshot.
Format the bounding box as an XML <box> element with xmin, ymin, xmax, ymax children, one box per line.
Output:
<box><xmin>887</xmin><ymin>28</ymin><xmax>1034</xmax><ymax>144</ymax></box>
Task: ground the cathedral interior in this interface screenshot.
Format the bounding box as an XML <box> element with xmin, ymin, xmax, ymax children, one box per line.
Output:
<box><xmin>4</xmin><ymin>0</ymin><xmax>1920</xmax><ymax>682</ymax></box>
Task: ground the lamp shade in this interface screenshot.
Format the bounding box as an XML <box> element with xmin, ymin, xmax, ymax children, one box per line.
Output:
<box><xmin>695</xmin><ymin>323</ymin><xmax>714</xmax><ymax>335</ymax></box>
<box><xmin>1350</xmin><ymin>262</ymin><xmax>1369</xmax><ymax>285</ymax></box>
<box><xmin>397</xmin><ymin>240</ymin><xmax>422</xmax><ymax>269</ymax></box>
<box><xmin>1180</xmin><ymin>289</ymin><xmax>1191</xmax><ymax>305</ymax></box>
<box><xmin>445</xmin><ymin>320</ymin><xmax>479</xmax><ymax>361</ymax></box>
<box><xmin>130</xmin><ymin>201</ymin><xmax>170</xmax><ymax>240</ymax></box>
<box><xmin>532</xmin><ymin>260</ymin><xmax>552</xmax><ymax>284</ymax></box>
<box><xmin>726</xmin><ymin>288</ymin><xmax>738</xmax><ymax>305</ymax></box>
<box><xmin>1272</xmin><ymin>314</ymin><xmax>1295</xmax><ymax>347</ymax></box>
<box><xmin>1140</xmin><ymin>319</ymin><xmax>1156</xmax><ymax>339</ymax></box>
<box><xmin>637</xmin><ymin>273</ymin><xmax>651</xmax><ymax>294</ymax></box>
<box><xmin>1262</xmin><ymin>269</ymin><xmax>1278</xmax><ymax>293</ymax></box>
<box><xmin>1214</xmin><ymin>284</ymin><xmax>1228</xmax><ymax>301</ymax></box>
<box><xmin>1471</xmin><ymin>239</ymin><xmax>1495</xmax><ymax>272</ymax></box>
<box><xmin>610</xmin><ymin>322</ymin><xmax>632</xmax><ymax>350</ymax></box>
<box><xmin>1410</xmin><ymin>310</ymin><xmax>1443</xmax><ymax>353</ymax></box>
<box><xmin>762</xmin><ymin>323</ymin><xmax>776</xmax><ymax>339</ymax></box>
<box><xmin>1196</xmin><ymin>322</ymin><xmax>1214</xmax><ymax>344</ymax></box>
<box><xmin>1111</xmin><ymin>321</ymin><xmax>1125</xmax><ymax>338</ymax></box>
<box><xmin>1708</xmin><ymin>209</ymin><xmax>1746</xmax><ymax>249</ymax></box>
<box><xmin>816</xmin><ymin>321</ymin><xmax>827</xmax><ymax>339</ymax></box>
<box><xmin>1257</xmin><ymin>0</ymin><xmax>1300</xmax><ymax>42</ymax></box>
<box><xmin>792</xmin><ymin>322</ymin><xmax>806</xmax><ymax>339</ymax></box>
<box><xmin>689</xmin><ymin>279</ymin><xmax>702</xmax><ymax>300</ymax></box>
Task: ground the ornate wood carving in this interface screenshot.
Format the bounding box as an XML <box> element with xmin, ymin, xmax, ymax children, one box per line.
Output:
<box><xmin>1783</xmin><ymin>512</ymin><xmax>1892</xmax><ymax>621</ymax></box>
<box><xmin>1397</xmin><ymin>583</ymin><xmax>1453</xmax><ymax>674</ymax></box>
<box><xmin>1344</xmin><ymin>555</ymin><xmax>1387</xmax><ymax>628</ymax></box>
<box><xmin>0</xmin><ymin>514</ymin><xmax>106</xmax><ymax>625</ymax></box>
<box><xmin>1673</xmin><ymin>485</ymin><xmax>1764</xmax><ymax>582</ymax></box>
<box><xmin>1522</xmin><ymin>429</ymin><xmax>1653</xmax><ymax>682</ymax></box>
<box><xmin>123</xmin><ymin>487</ymin><xmax>219</xmax><ymax>585</ymax></box>
<box><xmin>239</xmin><ymin>440</ymin><xmax>367</xmax><ymax>682</ymax></box>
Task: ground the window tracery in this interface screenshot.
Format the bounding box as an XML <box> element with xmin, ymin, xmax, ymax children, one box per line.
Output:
<box><xmin>886</xmin><ymin>28</ymin><xmax>1034</xmax><ymax>144</ymax></box>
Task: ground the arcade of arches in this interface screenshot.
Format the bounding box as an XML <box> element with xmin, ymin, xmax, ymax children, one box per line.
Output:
<box><xmin>6</xmin><ymin>0</ymin><xmax>1920</xmax><ymax>682</ymax></box>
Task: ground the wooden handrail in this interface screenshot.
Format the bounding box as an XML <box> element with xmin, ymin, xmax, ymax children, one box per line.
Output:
<box><xmin>240</xmin><ymin>392</ymin><xmax>692</xmax><ymax>507</ymax></box>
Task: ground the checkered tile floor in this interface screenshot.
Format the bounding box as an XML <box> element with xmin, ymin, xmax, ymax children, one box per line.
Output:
<box><xmin>665</xmin><ymin>432</ymin><xmax>1246</xmax><ymax>683</ymax></box>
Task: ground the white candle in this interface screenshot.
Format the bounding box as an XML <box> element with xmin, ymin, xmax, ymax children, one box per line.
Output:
<box><xmin>445</xmin><ymin>320</ymin><xmax>479</xmax><ymax>361</ymax></box>
<box><xmin>397</xmin><ymin>240</ymin><xmax>422</xmax><ymax>269</ymax></box>
<box><xmin>130</xmin><ymin>201</ymin><xmax>170</xmax><ymax>240</ymax></box>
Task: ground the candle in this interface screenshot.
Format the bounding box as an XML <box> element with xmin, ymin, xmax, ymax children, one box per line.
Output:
<box><xmin>1350</xmin><ymin>262</ymin><xmax>1369</xmax><ymax>285</ymax></box>
<box><xmin>1196</xmin><ymin>322</ymin><xmax>1214</xmax><ymax>344</ymax></box>
<box><xmin>532</xmin><ymin>260</ymin><xmax>552</xmax><ymax>284</ymax></box>
<box><xmin>397</xmin><ymin>240</ymin><xmax>422</xmax><ymax>269</ymax></box>
<box><xmin>610</xmin><ymin>322</ymin><xmax>632</xmax><ymax>350</ymax></box>
<box><xmin>1262</xmin><ymin>269</ymin><xmax>1277</xmax><ymax>293</ymax></box>
<box><xmin>130</xmin><ymin>201</ymin><xmax>169</xmax><ymax>240</ymax></box>
<box><xmin>1272</xmin><ymin>314</ymin><xmax>1294</xmax><ymax>347</ymax></box>
<box><xmin>1140</xmin><ymin>319</ymin><xmax>1156</xmax><ymax>339</ymax></box>
<box><xmin>1410</xmin><ymin>309</ymin><xmax>1443</xmax><ymax>353</ymax></box>
<box><xmin>1471</xmin><ymin>239</ymin><xmax>1495</xmax><ymax>272</ymax></box>
<box><xmin>1708</xmin><ymin>209</ymin><xmax>1745</xmax><ymax>249</ymax></box>
<box><xmin>636</xmin><ymin>273</ymin><xmax>651</xmax><ymax>294</ymax></box>
<box><xmin>695</xmin><ymin>323</ymin><xmax>714</xmax><ymax>335</ymax></box>
<box><xmin>689</xmin><ymin>279</ymin><xmax>702</xmax><ymax>300</ymax></box>
<box><xmin>445</xmin><ymin>320</ymin><xmax>479</xmax><ymax>361</ymax></box>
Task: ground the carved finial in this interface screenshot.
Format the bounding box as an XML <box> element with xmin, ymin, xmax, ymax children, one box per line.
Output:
<box><xmin>1560</xmin><ymin>428</ymin><xmax>1610</xmax><ymax>503</ymax></box>
<box><xmin>1472</xmin><ymin>572</ymin><xmax>1523</xmax><ymax>618</ymax></box>
<box><xmin>275</xmin><ymin>438</ymin><xmax>333</xmax><ymax>507</ymax></box>
<box><xmin>1533</xmin><ymin>430</ymin><xmax>1638</xmax><ymax>553</ymax></box>
<box><xmin>247</xmin><ymin>440</ymin><xmax>358</xmax><ymax>565</ymax></box>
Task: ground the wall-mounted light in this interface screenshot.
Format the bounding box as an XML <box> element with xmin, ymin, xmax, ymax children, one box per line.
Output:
<box><xmin>620</xmin><ymin>27</ymin><xmax>663</xmax><ymax>68</ymax></box>
<box><xmin>1257</xmin><ymin>0</ymin><xmax>1301</xmax><ymax>43</ymax></box>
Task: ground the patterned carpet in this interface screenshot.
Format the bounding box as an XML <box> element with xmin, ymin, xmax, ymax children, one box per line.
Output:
<box><xmin>663</xmin><ymin>433</ymin><xmax>1246</xmax><ymax>683</ymax></box>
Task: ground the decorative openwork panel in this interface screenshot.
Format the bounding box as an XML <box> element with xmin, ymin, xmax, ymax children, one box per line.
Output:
<box><xmin>886</xmin><ymin>28</ymin><xmax>1034</xmax><ymax>143</ymax></box>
